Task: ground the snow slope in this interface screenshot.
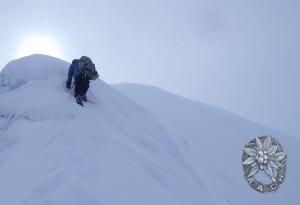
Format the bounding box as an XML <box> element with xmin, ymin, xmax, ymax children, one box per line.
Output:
<box><xmin>0</xmin><ymin>54</ymin><xmax>299</xmax><ymax>205</ymax></box>
<box><xmin>113</xmin><ymin>83</ymin><xmax>300</xmax><ymax>204</ymax></box>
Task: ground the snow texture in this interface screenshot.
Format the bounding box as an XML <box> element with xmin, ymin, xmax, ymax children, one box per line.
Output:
<box><xmin>0</xmin><ymin>54</ymin><xmax>299</xmax><ymax>205</ymax></box>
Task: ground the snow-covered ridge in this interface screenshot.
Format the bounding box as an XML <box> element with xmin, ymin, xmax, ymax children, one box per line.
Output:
<box><xmin>0</xmin><ymin>54</ymin><xmax>299</xmax><ymax>205</ymax></box>
<box><xmin>0</xmin><ymin>55</ymin><xmax>69</xmax><ymax>90</ymax></box>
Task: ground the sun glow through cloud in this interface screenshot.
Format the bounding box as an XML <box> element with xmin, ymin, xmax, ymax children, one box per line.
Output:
<box><xmin>18</xmin><ymin>36</ymin><xmax>62</xmax><ymax>58</ymax></box>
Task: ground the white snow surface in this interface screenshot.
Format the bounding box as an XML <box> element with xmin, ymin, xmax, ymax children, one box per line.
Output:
<box><xmin>0</xmin><ymin>54</ymin><xmax>299</xmax><ymax>205</ymax></box>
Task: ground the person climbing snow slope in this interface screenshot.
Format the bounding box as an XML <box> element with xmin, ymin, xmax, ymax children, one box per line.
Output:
<box><xmin>66</xmin><ymin>56</ymin><xmax>99</xmax><ymax>106</ymax></box>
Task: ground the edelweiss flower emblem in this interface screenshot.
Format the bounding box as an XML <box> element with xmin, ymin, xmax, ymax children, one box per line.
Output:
<box><xmin>242</xmin><ymin>135</ymin><xmax>287</xmax><ymax>193</ymax></box>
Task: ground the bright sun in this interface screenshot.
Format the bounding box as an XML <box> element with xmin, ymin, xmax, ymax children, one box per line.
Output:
<box><xmin>18</xmin><ymin>36</ymin><xmax>62</xmax><ymax>58</ymax></box>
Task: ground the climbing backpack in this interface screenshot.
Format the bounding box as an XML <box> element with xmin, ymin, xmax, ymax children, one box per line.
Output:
<box><xmin>79</xmin><ymin>56</ymin><xmax>99</xmax><ymax>80</ymax></box>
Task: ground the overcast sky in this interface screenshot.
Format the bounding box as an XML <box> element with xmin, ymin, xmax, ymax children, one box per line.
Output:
<box><xmin>0</xmin><ymin>0</ymin><xmax>299</xmax><ymax>137</ymax></box>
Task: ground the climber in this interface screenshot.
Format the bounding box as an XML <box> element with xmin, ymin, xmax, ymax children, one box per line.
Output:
<box><xmin>66</xmin><ymin>56</ymin><xmax>99</xmax><ymax>106</ymax></box>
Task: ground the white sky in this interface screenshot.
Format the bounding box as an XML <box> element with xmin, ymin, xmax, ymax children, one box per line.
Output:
<box><xmin>0</xmin><ymin>0</ymin><xmax>299</xmax><ymax>137</ymax></box>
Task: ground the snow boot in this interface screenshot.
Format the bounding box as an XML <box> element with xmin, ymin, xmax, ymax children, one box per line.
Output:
<box><xmin>75</xmin><ymin>95</ymin><xmax>83</xmax><ymax>106</ymax></box>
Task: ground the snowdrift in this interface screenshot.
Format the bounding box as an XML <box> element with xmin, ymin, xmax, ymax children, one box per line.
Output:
<box><xmin>0</xmin><ymin>54</ymin><xmax>299</xmax><ymax>205</ymax></box>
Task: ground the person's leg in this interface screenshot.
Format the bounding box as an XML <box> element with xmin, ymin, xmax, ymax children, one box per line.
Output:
<box><xmin>81</xmin><ymin>93</ymin><xmax>87</xmax><ymax>102</ymax></box>
<box><xmin>74</xmin><ymin>76</ymin><xmax>84</xmax><ymax>97</ymax></box>
<box><xmin>74</xmin><ymin>76</ymin><xmax>84</xmax><ymax>106</ymax></box>
<box><xmin>81</xmin><ymin>79</ymin><xmax>90</xmax><ymax>101</ymax></box>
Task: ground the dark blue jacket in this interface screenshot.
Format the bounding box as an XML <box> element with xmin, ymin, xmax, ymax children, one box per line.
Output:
<box><xmin>67</xmin><ymin>59</ymin><xmax>80</xmax><ymax>85</ymax></box>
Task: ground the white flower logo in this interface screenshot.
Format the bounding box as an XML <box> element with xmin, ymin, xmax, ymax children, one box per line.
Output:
<box><xmin>243</xmin><ymin>136</ymin><xmax>286</xmax><ymax>182</ymax></box>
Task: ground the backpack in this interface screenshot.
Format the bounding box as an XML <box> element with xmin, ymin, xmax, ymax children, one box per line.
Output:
<box><xmin>78</xmin><ymin>56</ymin><xmax>99</xmax><ymax>80</ymax></box>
